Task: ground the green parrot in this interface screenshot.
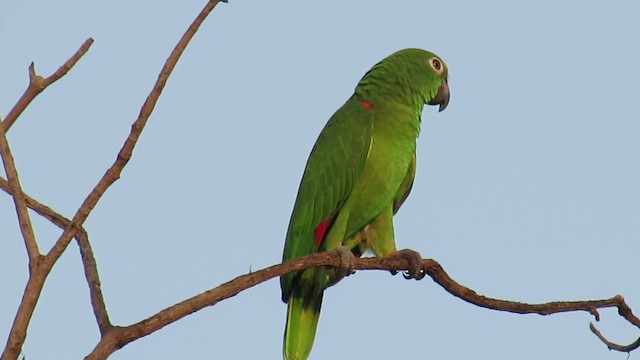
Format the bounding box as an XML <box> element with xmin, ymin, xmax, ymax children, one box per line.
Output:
<box><xmin>280</xmin><ymin>48</ymin><xmax>450</xmax><ymax>360</ymax></box>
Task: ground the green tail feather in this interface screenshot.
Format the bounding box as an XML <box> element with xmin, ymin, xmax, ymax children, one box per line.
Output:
<box><xmin>283</xmin><ymin>289</ymin><xmax>324</xmax><ymax>360</ymax></box>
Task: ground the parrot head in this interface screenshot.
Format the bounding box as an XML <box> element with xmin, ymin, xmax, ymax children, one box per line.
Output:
<box><xmin>356</xmin><ymin>48</ymin><xmax>450</xmax><ymax>112</ymax></box>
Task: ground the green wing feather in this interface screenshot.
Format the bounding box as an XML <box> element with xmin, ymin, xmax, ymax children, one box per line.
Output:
<box><xmin>281</xmin><ymin>95</ymin><xmax>374</xmax><ymax>300</ymax></box>
<box><xmin>393</xmin><ymin>152</ymin><xmax>416</xmax><ymax>214</ymax></box>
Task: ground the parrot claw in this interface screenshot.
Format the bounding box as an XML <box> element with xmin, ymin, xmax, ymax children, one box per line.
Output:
<box><xmin>326</xmin><ymin>246</ymin><xmax>355</xmax><ymax>287</ymax></box>
<box><xmin>389</xmin><ymin>249</ymin><xmax>425</xmax><ymax>280</ymax></box>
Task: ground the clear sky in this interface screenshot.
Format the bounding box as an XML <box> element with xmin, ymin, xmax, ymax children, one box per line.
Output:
<box><xmin>1</xmin><ymin>1</ymin><xmax>639</xmax><ymax>359</ymax></box>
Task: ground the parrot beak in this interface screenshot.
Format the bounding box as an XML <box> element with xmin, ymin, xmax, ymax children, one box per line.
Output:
<box><xmin>428</xmin><ymin>78</ymin><xmax>450</xmax><ymax>112</ymax></box>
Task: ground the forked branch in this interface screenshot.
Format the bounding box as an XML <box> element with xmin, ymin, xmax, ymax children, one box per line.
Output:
<box><xmin>0</xmin><ymin>38</ymin><xmax>100</xmax><ymax>360</ymax></box>
<box><xmin>1</xmin><ymin>38</ymin><xmax>94</xmax><ymax>131</ymax></box>
<box><xmin>2</xmin><ymin>1</ymin><xmax>228</xmax><ymax>359</ymax></box>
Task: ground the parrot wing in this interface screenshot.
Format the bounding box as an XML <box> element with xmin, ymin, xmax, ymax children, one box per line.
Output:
<box><xmin>281</xmin><ymin>96</ymin><xmax>374</xmax><ymax>299</ymax></box>
<box><xmin>393</xmin><ymin>152</ymin><xmax>416</xmax><ymax>214</ymax></box>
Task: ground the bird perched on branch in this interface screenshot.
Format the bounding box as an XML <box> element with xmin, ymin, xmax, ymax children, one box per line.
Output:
<box><xmin>281</xmin><ymin>48</ymin><xmax>450</xmax><ymax>360</ymax></box>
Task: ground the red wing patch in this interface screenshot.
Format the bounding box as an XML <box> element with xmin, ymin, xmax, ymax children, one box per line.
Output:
<box><xmin>361</xmin><ymin>99</ymin><xmax>373</xmax><ymax>110</ymax></box>
<box><xmin>314</xmin><ymin>220</ymin><xmax>330</xmax><ymax>246</ymax></box>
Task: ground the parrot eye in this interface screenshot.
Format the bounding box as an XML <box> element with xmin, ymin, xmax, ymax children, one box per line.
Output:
<box><xmin>429</xmin><ymin>58</ymin><xmax>443</xmax><ymax>73</ymax></box>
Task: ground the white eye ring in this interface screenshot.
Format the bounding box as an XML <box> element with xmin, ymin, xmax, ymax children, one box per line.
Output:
<box><xmin>429</xmin><ymin>58</ymin><xmax>444</xmax><ymax>73</ymax></box>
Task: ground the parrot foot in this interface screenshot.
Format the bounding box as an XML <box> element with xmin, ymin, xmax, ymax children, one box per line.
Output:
<box><xmin>326</xmin><ymin>246</ymin><xmax>355</xmax><ymax>287</ymax></box>
<box><xmin>389</xmin><ymin>249</ymin><xmax>426</xmax><ymax>280</ymax></box>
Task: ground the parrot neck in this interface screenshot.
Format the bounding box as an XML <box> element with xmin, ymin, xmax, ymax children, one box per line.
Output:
<box><xmin>355</xmin><ymin>84</ymin><xmax>425</xmax><ymax>125</ymax></box>
<box><xmin>354</xmin><ymin>74</ymin><xmax>427</xmax><ymax>112</ymax></box>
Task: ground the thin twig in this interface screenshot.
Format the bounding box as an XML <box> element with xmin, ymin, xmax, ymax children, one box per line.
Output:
<box><xmin>76</xmin><ymin>230</ymin><xmax>112</xmax><ymax>334</ymax></box>
<box><xmin>588</xmin><ymin>295</ymin><xmax>640</xmax><ymax>352</ymax></box>
<box><xmin>0</xmin><ymin>176</ymin><xmax>69</xmax><ymax>228</ymax></box>
<box><xmin>1</xmin><ymin>38</ymin><xmax>94</xmax><ymax>131</ymax></box>
<box><xmin>590</xmin><ymin>323</ymin><xmax>640</xmax><ymax>352</ymax></box>
<box><xmin>422</xmin><ymin>259</ymin><xmax>629</xmax><ymax>317</ymax></box>
<box><xmin>0</xmin><ymin>113</ymin><xmax>39</xmax><ymax>263</ymax></box>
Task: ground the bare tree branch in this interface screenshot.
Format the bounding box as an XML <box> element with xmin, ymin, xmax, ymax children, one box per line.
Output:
<box><xmin>0</xmin><ymin>268</ymin><xmax>47</xmax><ymax>360</ymax></box>
<box><xmin>419</xmin><ymin>258</ymin><xmax>640</xmax><ymax>350</ymax></box>
<box><xmin>0</xmin><ymin>37</ymin><xmax>106</xmax><ymax>357</ymax></box>
<box><xmin>0</xmin><ymin>177</ymin><xmax>68</xmax><ymax>228</ymax></box>
<box><xmin>422</xmin><ymin>259</ymin><xmax>625</xmax><ymax>317</ymax></box>
<box><xmin>2</xmin><ymin>1</ymin><xmax>225</xmax><ymax>359</ymax></box>
<box><xmin>81</xmin><ymin>251</ymin><xmax>639</xmax><ymax>359</ymax></box>
<box><xmin>0</xmin><ymin>182</ymin><xmax>111</xmax><ymax>360</ymax></box>
<box><xmin>0</xmin><ymin>115</ymin><xmax>39</xmax><ymax>263</ymax></box>
<box><xmin>1</xmin><ymin>38</ymin><xmax>94</xmax><ymax>131</ymax></box>
<box><xmin>84</xmin><ymin>251</ymin><xmax>348</xmax><ymax>360</ymax></box>
<box><xmin>0</xmin><ymin>173</ymin><xmax>113</xmax><ymax>334</ymax></box>
<box><xmin>1</xmin><ymin>39</ymin><xmax>97</xmax><ymax>360</ymax></box>
<box><xmin>76</xmin><ymin>230</ymin><xmax>112</xmax><ymax>334</ymax></box>
<box><xmin>591</xmin><ymin>322</ymin><xmax>640</xmax><ymax>352</ymax></box>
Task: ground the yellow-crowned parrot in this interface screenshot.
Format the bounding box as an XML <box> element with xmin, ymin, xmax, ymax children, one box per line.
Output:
<box><xmin>281</xmin><ymin>48</ymin><xmax>450</xmax><ymax>360</ymax></box>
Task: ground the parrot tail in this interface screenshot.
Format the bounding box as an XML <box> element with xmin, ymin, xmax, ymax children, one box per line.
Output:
<box><xmin>283</xmin><ymin>288</ymin><xmax>324</xmax><ymax>360</ymax></box>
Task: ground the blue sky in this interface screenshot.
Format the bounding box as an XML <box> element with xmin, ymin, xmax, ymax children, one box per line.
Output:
<box><xmin>1</xmin><ymin>1</ymin><xmax>639</xmax><ymax>359</ymax></box>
